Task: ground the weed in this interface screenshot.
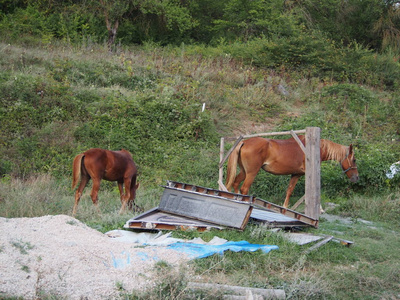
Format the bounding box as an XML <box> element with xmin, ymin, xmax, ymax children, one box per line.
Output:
<box><xmin>115</xmin><ymin>281</ymin><xmax>125</xmax><ymax>292</ymax></box>
<box><xmin>129</xmin><ymin>264</ymin><xmax>190</xmax><ymax>299</ymax></box>
<box><xmin>66</xmin><ymin>220</ymin><xmax>78</xmax><ymax>226</ymax></box>
<box><xmin>11</xmin><ymin>240</ymin><xmax>34</xmax><ymax>255</ymax></box>
<box><xmin>21</xmin><ymin>265</ymin><xmax>30</xmax><ymax>273</ymax></box>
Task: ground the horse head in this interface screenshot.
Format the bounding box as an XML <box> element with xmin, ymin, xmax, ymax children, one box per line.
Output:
<box><xmin>340</xmin><ymin>144</ymin><xmax>359</xmax><ymax>183</ymax></box>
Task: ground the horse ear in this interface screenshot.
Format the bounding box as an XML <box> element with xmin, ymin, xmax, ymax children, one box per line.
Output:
<box><xmin>349</xmin><ymin>144</ymin><xmax>353</xmax><ymax>154</ymax></box>
<box><xmin>135</xmin><ymin>182</ymin><xmax>140</xmax><ymax>189</ymax></box>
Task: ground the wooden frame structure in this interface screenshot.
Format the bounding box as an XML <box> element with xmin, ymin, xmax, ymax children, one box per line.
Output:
<box><xmin>218</xmin><ymin>127</ymin><xmax>321</xmax><ymax>220</ymax></box>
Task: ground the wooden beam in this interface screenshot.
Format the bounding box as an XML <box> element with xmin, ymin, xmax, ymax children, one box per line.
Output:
<box><xmin>305</xmin><ymin>127</ymin><xmax>321</xmax><ymax>220</ymax></box>
<box><xmin>187</xmin><ymin>282</ymin><xmax>286</xmax><ymax>299</ymax></box>
<box><xmin>219</xmin><ymin>137</ymin><xmax>226</xmax><ymax>190</ymax></box>
<box><xmin>290</xmin><ymin>130</ymin><xmax>306</xmax><ymax>154</ymax></box>
<box><xmin>242</xmin><ymin>129</ymin><xmax>306</xmax><ymax>139</ymax></box>
<box><xmin>303</xmin><ymin>235</ymin><xmax>333</xmax><ymax>254</ymax></box>
<box><xmin>291</xmin><ymin>195</ymin><xmax>305</xmax><ymax>210</ymax></box>
<box><xmin>219</xmin><ymin>135</ymin><xmax>244</xmax><ymax>168</ymax></box>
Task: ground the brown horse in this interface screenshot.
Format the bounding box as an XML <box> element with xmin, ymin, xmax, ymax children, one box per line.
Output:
<box><xmin>71</xmin><ymin>148</ymin><xmax>139</xmax><ymax>215</ymax></box>
<box><xmin>225</xmin><ymin>136</ymin><xmax>359</xmax><ymax>208</ymax></box>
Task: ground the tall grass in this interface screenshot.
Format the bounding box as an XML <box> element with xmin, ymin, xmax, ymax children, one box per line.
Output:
<box><xmin>0</xmin><ymin>174</ymin><xmax>147</xmax><ymax>232</ymax></box>
<box><xmin>1</xmin><ymin>167</ymin><xmax>399</xmax><ymax>299</ymax></box>
<box><xmin>0</xmin><ymin>174</ymin><xmax>72</xmax><ymax>218</ymax></box>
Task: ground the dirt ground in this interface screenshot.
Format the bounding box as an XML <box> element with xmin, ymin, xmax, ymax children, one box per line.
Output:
<box><xmin>0</xmin><ymin>215</ymin><xmax>190</xmax><ymax>299</ymax></box>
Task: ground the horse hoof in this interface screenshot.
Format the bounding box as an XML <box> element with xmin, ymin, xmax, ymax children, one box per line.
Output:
<box><xmin>133</xmin><ymin>205</ymin><xmax>144</xmax><ymax>213</ymax></box>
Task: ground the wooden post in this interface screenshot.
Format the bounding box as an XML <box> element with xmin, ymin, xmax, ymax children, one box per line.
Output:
<box><xmin>219</xmin><ymin>137</ymin><xmax>228</xmax><ymax>191</ymax></box>
<box><xmin>305</xmin><ymin>127</ymin><xmax>321</xmax><ymax>220</ymax></box>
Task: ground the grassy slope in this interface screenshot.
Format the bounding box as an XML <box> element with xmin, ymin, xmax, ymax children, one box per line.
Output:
<box><xmin>0</xmin><ymin>41</ymin><xmax>399</xmax><ymax>299</ymax></box>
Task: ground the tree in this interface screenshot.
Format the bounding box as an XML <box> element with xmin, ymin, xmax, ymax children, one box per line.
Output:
<box><xmin>212</xmin><ymin>0</ymin><xmax>298</xmax><ymax>41</ymax></box>
<box><xmin>93</xmin><ymin>0</ymin><xmax>195</xmax><ymax>48</ymax></box>
<box><xmin>372</xmin><ymin>1</ymin><xmax>400</xmax><ymax>53</ymax></box>
<box><xmin>288</xmin><ymin>0</ymin><xmax>400</xmax><ymax>53</ymax></box>
<box><xmin>97</xmin><ymin>0</ymin><xmax>129</xmax><ymax>49</ymax></box>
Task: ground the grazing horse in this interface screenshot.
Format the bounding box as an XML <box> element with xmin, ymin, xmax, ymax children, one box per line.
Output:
<box><xmin>71</xmin><ymin>148</ymin><xmax>139</xmax><ymax>215</ymax></box>
<box><xmin>225</xmin><ymin>136</ymin><xmax>359</xmax><ymax>208</ymax></box>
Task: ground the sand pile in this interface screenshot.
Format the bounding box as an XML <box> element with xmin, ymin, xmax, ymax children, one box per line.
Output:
<box><xmin>0</xmin><ymin>215</ymin><xmax>189</xmax><ymax>299</ymax></box>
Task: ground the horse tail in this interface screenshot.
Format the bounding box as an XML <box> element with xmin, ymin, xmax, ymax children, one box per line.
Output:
<box><xmin>225</xmin><ymin>141</ymin><xmax>244</xmax><ymax>191</ymax></box>
<box><xmin>72</xmin><ymin>153</ymin><xmax>85</xmax><ymax>190</ymax></box>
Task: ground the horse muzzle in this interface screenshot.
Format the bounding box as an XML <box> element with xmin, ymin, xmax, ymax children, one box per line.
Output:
<box><xmin>350</xmin><ymin>174</ymin><xmax>359</xmax><ymax>183</ymax></box>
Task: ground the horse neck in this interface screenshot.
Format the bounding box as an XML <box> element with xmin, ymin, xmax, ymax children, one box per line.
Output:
<box><xmin>320</xmin><ymin>139</ymin><xmax>349</xmax><ymax>162</ymax></box>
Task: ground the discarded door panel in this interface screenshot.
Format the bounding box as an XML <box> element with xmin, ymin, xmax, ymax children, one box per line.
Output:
<box><xmin>124</xmin><ymin>207</ymin><xmax>225</xmax><ymax>232</ymax></box>
<box><xmin>167</xmin><ymin>181</ymin><xmax>318</xmax><ymax>228</ymax></box>
<box><xmin>160</xmin><ymin>183</ymin><xmax>253</xmax><ymax>230</ymax></box>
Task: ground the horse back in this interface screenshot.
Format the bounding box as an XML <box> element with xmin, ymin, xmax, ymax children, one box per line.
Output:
<box><xmin>241</xmin><ymin>137</ymin><xmax>306</xmax><ymax>175</ymax></box>
<box><xmin>105</xmin><ymin>149</ymin><xmax>137</xmax><ymax>180</ymax></box>
<box><xmin>79</xmin><ymin>148</ymin><xmax>137</xmax><ymax>181</ymax></box>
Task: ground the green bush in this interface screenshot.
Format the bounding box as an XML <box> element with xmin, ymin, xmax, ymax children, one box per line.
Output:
<box><xmin>0</xmin><ymin>4</ymin><xmax>103</xmax><ymax>45</ymax></box>
<box><xmin>321</xmin><ymin>84</ymin><xmax>375</xmax><ymax>115</ymax></box>
<box><xmin>222</xmin><ymin>34</ymin><xmax>400</xmax><ymax>89</ymax></box>
<box><xmin>73</xmin><ymin>93</ymin><xmax>218</xmax><ymax>184</ymax></box>
<box><xmin>355</xmin><ymin>143</ymin><xmax>399</xmax><ymax>193</ymax></box>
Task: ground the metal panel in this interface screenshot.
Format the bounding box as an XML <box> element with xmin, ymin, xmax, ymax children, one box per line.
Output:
<box><xmin>124</xmin><ymin>207</ymin><xmax>225</xmax><ymax>231</ymax></box>
<box><xmin>167</xmin><ymin>181</ymin><xmax>318</xmax><ymax>228</ymax></box>
<box><xmin>159</xmin><ymin>185</ymin><xmax>253</xmax><ymax>229</ymax></box>
<box><xmin>250</xmin><ymin>208</ymin><xmax>306</xmax><ymax>227</ymax></box>
<box><xmin>252</xmin><ymin>198</ymin><xmax>318</xmax><ymax>227</ymax></box>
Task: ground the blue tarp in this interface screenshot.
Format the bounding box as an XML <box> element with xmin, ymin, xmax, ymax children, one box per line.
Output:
<box><xmin>167</xmin><ymin>241</ymin><xmax>279</xmax><ymax>259</ymax></box>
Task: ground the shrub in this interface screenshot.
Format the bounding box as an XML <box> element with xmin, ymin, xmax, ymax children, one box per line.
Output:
<box><xmin>355</xmin><ymin>142</ymin><xmax>399</xmax><ymax>193</ymax></box>
<box><xmin>223</xmin><ymin>34</ymin><xmax>400</xmax><ymax>89</ymax></box>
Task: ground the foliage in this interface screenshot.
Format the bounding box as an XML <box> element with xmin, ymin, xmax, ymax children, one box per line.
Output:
<box><xmin>221</xmin><ymin>34</ymin><xmax>400</xmax><ymax>89</ymax></box>
<box><xmin>1</xmin><ymin>0</ymin><xmax>400</xmax><ymax>56</ymax></box>
<box><xmin>211</xmin><ymin>0</ymin><xmax>298</xmax><ymax>42</ymax></box>
<box><xmin>292</xmin><ymin>0</ymin><xmax>400</xmax><ymax>54</ymax></box>
<box><xmin>0</xmin><ymin>3</ymin><xmax>100</xmax><ymax>44</ymax></box>
<box><xmin>0</xmin><ymin>43</ymin><xmax>220</xmax><ymax>185</ymax></box>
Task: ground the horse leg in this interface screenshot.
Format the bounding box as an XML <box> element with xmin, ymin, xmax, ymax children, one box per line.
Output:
<box><xmin>117</xmin><ymin>181</ymin><xmax>124</xmax><ymax>202</ymax></box>
<box><xmin>90</xmin><ymin>178</ymin><xmax>101</xmax><ymax>213</ymax></box>
<box><xmin>128</xmin><ymin>181</ymin><xmax>141</xmax><ymax>212</ymax></box>
<box><xmin>72</xmin><ymin>175</ymin><xmax>90</xmax><ymax>216</ymax></box>
<box><xmin>239</xmin><ymin>171</ymin><xmax>258</xmax><ymax>195</ymax></box>
<box><xmin>283</xmin><ymin>174</ymin><xmax>302</xmax><ymax>208</ymax></box>
<box><xmin>119</xmin><ymin>177</ymin><xmax>132</xmax><ymax>214</ymax></box>
<box><xmin>232</xmin><ymin>168</ymin><xmax>246</xmax><ymax>194</ymax></box>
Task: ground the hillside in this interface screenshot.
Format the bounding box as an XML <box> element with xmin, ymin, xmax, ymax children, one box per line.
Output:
<box><xmin>0</xmin><ymin>40</ymin><xmax>399</xmax><ymax>300</ymax></box>
<box><xmin>1</xmin><ymin>41</ymin><xmax>399</xmax><ymax>199</ymax></box>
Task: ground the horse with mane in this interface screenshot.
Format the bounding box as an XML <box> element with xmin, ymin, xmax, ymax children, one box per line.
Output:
<box><xmin>225</xmin><ymin>136</ymin><xmax>359</xmax><ymax>208</ymax></box>
<box><xmin>72</xmin><ymin>148</ymin><xmax>139</xmax><ymax>215</ymax></box>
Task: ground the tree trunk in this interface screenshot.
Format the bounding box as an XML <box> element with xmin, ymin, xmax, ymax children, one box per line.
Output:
<box><xmin>105</xmin><ymin>18</ymin><xmax>119</xmax><ymax>51</ymax></box>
